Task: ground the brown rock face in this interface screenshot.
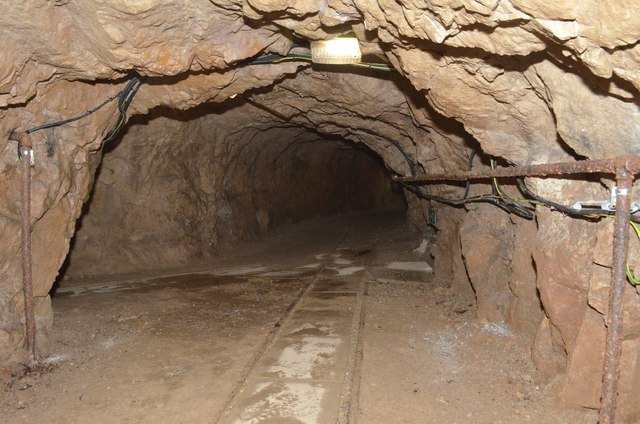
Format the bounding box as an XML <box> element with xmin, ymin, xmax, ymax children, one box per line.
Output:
<box><xmin>532</xmin><ymin>317</ymin><xmax>567</xmax><ymax>382</ymax></box>
<box><xmin>460</xmin><ymin>206</ymin><xmax>514</xmax><ymax>323</ymax></box>
<box><xmin>2</xmin><ymin>0</ymin><xmax>640</xmax><ymax>418</ymax></box>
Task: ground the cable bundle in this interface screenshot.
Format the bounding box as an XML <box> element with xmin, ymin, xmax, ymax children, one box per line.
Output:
<box><xmin>24</xmin><ymin>76</ymin><xmax>141</xmax><ymax>144</ymax></box>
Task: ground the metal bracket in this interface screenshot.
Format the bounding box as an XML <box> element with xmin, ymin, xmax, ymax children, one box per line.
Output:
<box><xmin>427</xmin><ymin>208</ymin><xmax>437</xmax><ymax>226</ymax></box>
<box><xmin>18</xmin><ymin>145</ymin><xmax>35</xmax><ymax>166</ymax></box>
<box><xmin>571</xmin><ymin>185</ymin><xmax>639</xmax><ymax>213</ymax></box>
<box><xmin>10</xmin><ymin>129</ymin><xmax>35</xmax><ymax>166</ymax></box>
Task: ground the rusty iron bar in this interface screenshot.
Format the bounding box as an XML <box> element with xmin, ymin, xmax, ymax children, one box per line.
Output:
<box><xmin>599</xmin><ymin>167</ymin><xmax>634</xmax><ymax>424</ymax></box>
<box><xmin>393</xmin><ymin>155</ymin><xmax>640</xmax><ymax>182</ymax></box>
<box><xmin>19</xmin><ymin>133</ymin><xmax>37</xmax><ymax>365</ymax></box>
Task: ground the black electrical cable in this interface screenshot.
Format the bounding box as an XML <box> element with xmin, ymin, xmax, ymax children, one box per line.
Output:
<box><xmin>392</xmin><ymin>140</ymin><xmax>639</xmax><ymax>223</ymax></box>
<box><xmin>406</xmin><ymin>185</ymin><xmax>534</xmax><ymax>218</ymax></box>
<box><xmin>24</xmin><ymin>76</ymin><xmax>141</xmax><ymax>142</ymax></box>
<box><xmin>397</xmin><ymin>150</ymin><xmax>535</xmax><ymax>219</ymax></box>
<box><xmin>25</xmin><ymin>95</ymin><xmax>119</xmax><ymax>135</ymax></box>
<box><xmin>247</xmin><ymin>53</ymin><xmax>286</xmax><ymax>65</ymax></box>
<box><xmin>516</xmin><ymin>178</ymin><xmax>585</xmax><ymax>215</ymax></box>
<box><xmin>247</xmin><ymin>52</ymin><xmax>393</xmax><ymax>71</ymax></box>
<box><xmin>462</xmin><ymin>151</ymin><xmax>476</xmax><ymax>199</ymax></box>
<box><xmin>102</xmin><ymin>77</ymin><xmax>141</xmax><ymax>143</ymax></box>
<box><xmin>516</xmin><ymin>177</ymin><xmax>640</xmax><ymax>223</ymax></box>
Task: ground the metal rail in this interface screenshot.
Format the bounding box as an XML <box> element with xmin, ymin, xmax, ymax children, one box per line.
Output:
<box><xmin>393</xmin><ymin>155</ymin><xmax>640</xmax><ymax>182</ymax></box>
<box><xmin>396</xmin><ymin>155</ymin><xmax>639</xmax><ymax>424</ymax></box>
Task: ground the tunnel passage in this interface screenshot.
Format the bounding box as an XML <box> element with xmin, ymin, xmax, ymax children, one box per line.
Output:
<box><xmin>60</xmin><ymin>104</ymin><xmax>406</xmax><ymax>279</ymax></box>
<box><xmin>3</xmin><ymin>2</ymin><xmax>640</xmax><ymax>420</ymax></box>
<box><xmin>3</xmin><ymin>66</ymin><xmax>639</xmax><ymax>424</ymax></box>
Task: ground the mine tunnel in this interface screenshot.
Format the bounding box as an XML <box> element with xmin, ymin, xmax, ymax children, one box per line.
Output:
<box><xmin>2</xmin><ymin>3</ymin><xmax>640</xmax><ymax>424</ymax></box>
<box><xmin>62</xmin><ymin>108</ymin><xmax>407</xmax><ymax>279</ymax></box>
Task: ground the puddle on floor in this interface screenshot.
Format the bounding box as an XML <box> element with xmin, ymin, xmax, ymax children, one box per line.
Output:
<box><xmin>55</xmin><ymin>265</ymin><xmax>323</xmax><ymax>297</ymax></box>
<box><xmin>258</xmin><ymin>270</ymin><xmax>304</xmax><ymax>278</ymax></box>
<box><xmin>299</xmin><ymin>263</ymin><xmax>321</xmax><ymax>269</ymax></box>
<box><xmin>55</xmin><ymin>273</ymin><xmax>246</xmax><ymax>296</ymax></box>
<box><xmin>332</xmin><ymin>258</ymin><xmax>353</xmax><ymax>265</ymax></box>
<box><xmin>233</xmin><ymin>382</ymin><xmax>325</xmax><ymax>424</ymax></box>
<box><xmin>214</xmin><ymin>265</ymin><xmax>268</xmax><ymax>276</ymax></box>
<box><xmin>385</xmin><ymin>261</ymin><xmax>433</xmax><ymax>273</ymax></box>
<box><xmin>328</xmin><ymin>266</ymin><xmax>365</xmax><ymax>276</ymax></box>
<box><xmin>269</xmin><ymin>335</ymin><xmax>341</xmax><ymax>379</ymax></box>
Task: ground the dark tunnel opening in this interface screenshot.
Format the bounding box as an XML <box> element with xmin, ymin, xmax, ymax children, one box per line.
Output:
<box><xmin>54</xmin><ymin>106</ymin><xmax>408</xmax><ymax>284</ymax></box>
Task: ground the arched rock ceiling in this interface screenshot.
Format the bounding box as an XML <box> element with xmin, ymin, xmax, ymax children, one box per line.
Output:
<box><xmin>1</xmin><ymin>0</ymin><xmax>639</xmax><ymax>166</ymax></box>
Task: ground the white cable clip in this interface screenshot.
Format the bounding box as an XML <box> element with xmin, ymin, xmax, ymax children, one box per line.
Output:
<box><xmin>614</xmin><ymin>186</ymin><xmax>629</xmax><ymax>198</ymax></box>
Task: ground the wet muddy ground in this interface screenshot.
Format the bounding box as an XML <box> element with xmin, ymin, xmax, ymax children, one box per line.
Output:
<box><xmin>1</xmin><ymin>213</ymin><xmax>597</xmax><ymax>423</ymax></box>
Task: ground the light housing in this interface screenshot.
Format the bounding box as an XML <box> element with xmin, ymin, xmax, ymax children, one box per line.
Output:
<box><xmin>310</xmin><ymin>38</ymin><xmax>362</xmax><ymax>65</ymax></box>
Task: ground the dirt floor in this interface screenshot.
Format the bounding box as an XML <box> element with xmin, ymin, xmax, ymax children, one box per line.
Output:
<box><xmin>1</xmin><ymin>212</ymin><xmax>597</xmax><ymax>423</ymax></box>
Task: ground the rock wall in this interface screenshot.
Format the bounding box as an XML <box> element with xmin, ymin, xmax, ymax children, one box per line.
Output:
<box><xmin>439</xmin><ymin>180</ymin><xmax>640</xmax><ymax>419</ymax></box>
<box><xmin>2</xmin><ymin>0</ymin><xmax>640</xmax><ymax>419</ymax></box>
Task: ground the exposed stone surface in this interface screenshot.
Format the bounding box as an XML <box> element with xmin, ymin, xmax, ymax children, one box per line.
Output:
<box><xmin>562</xmin><ymin>309</ymin><xmax>640</xmax><ymax>421</ymax></box>
<box><xmin>507</xmin><ymin>215</ymin><xmax>542</xmax><ymax>338</ymax></box>
<box><xmin>460</xmin><ymin>205</ymin><xmax>514</xmax><ymax>323</ymax></box>
<box><xmin>532</xmin><ymin>317</ymin><xmax>567</xmax><ymax>383</ymax></box>
<box><xmin>1</xmin><ymin>0</ymin><xmax>640</xmax><ymax>418</ymax></box>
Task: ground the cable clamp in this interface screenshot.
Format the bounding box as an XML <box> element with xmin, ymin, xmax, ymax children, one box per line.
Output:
<box><xmin>16</xmin><ymin>141</ymin><xmax>35</xmax><ymax>167</ymax></box>
<box><xmin>615</xmin><ymin>187</ymin><xmax>629</xmax><ymax>197</ymax></box>
<box><xmin>571</xmin><ymin>185</ymin><xmax>638</xmax><ymax>213</ymax></box>
<box><xmin>9</xmin><ymin>130</ymin><xmax>35</xmax><ymax>166</ymax></box>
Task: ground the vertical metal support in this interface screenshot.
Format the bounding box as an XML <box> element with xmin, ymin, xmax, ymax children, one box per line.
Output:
<box><xmin>19</xmin><ymin>134</ymin><xmax>37</xmax><ymax>365</ymax></box>
<box><xmin>599</xmin><ymin>167</ymin><xmax>634</xmax><ymax>424</ymax></box>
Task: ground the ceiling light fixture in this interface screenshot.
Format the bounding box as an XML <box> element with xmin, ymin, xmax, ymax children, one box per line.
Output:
<box><xmin>310</xmin><ymin>37</ymin><xmax>362</xmax><ymax>65</ymax></box>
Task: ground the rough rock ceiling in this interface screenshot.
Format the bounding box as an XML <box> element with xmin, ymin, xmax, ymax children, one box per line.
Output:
<box><xmin>2</xmin><ymin>1</ymin><xmax>639</xmax><ymax>164</ymax></box>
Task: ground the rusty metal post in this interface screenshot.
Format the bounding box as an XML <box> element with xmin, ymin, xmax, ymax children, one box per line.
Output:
<box><xmin>19</xmin><ymin>133</ymin><xmax>37</xmax><ymax>365</ymax></box>
<box><xmin>599</xmin><ymin>166</ymin><xmax>634</xmax><ymax>424</ymax></box>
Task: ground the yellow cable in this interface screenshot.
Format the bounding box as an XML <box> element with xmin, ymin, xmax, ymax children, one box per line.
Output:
<box><xmin>626</xmin><ymin>221</ymin><xmax>640</xmax><ymax>285</ymax></box>
<box><xmin>490</xmin><ymin>160</ymin><xmax>541</xmax><ymax>206</ymax></box>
